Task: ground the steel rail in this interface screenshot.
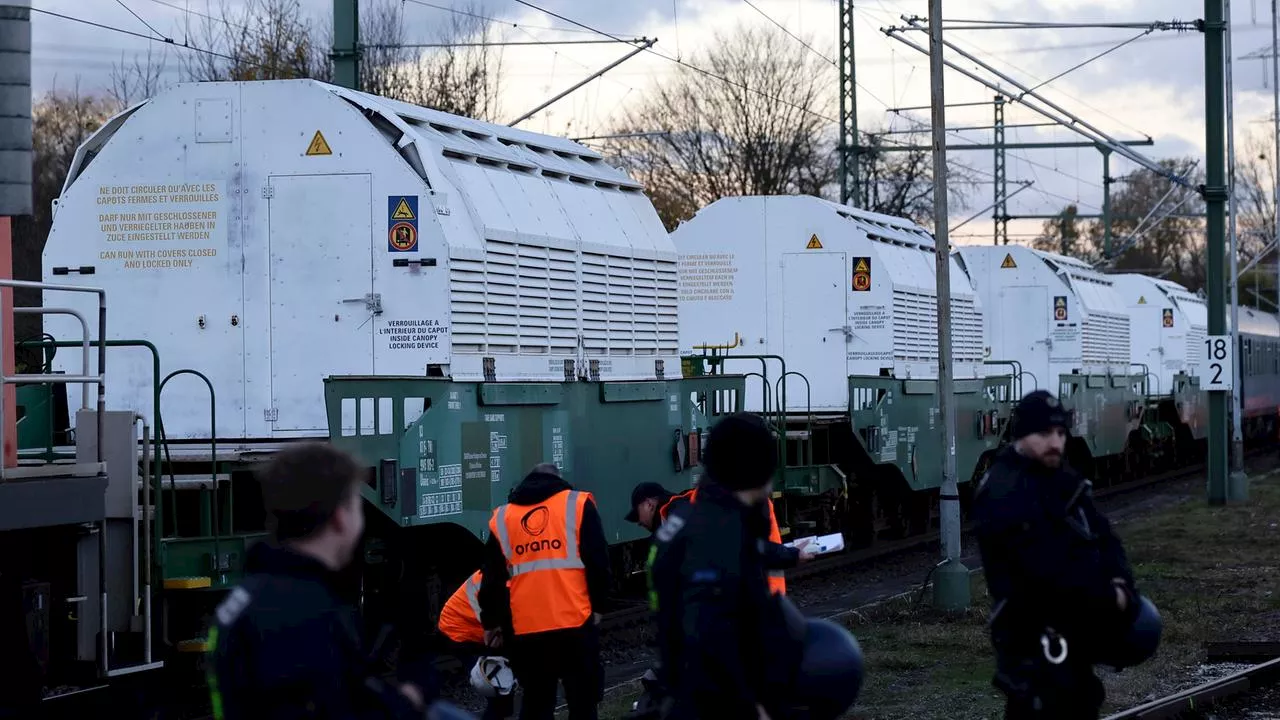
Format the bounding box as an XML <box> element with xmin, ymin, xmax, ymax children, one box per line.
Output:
<box><xmin>1102</xmin><ymin>656</ymin><xmax>1280</xmax><ymax>719</ymax></box>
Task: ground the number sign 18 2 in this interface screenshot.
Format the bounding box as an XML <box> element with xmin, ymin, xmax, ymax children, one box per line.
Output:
<box><xmin>1202</xmin><ymin>335</ymin><xmax>1235</xmax><ymax>391</ymax></box>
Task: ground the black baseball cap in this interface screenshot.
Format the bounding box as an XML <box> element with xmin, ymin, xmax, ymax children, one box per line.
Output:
<box><xmin>626</xmin><ymin>482</ymin><xmax>672</xmax><ymax>522</ymax></box>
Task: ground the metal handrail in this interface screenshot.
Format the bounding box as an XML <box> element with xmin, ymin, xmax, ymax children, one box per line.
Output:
<box><xmin>17</xmin><ymin>338</ymin><xmax>163</xmax><ymax>576</ymax></box>
<box><xmin>774</xmin><ymin>371</ymin><xmax>814</xmax><ymax>466</ymax></box>
<box><xmin>14</xmin><ymin>308</ymin><xmax>92</xmax><ymax>410</ymax></box>
<box><xmin>158</xmin><ymin>369</ymin><xmax>218</xmax><ymax>548</ymax></box>
<box><xmin>0</xmin><ymin>279</ymin><xmax>108</xmax><ymax>677</ymax></box>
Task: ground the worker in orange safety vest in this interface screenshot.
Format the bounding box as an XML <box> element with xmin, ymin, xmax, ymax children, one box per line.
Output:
<box><xmin>626</xmin><ymin>482</ymin><xmax>814</xmax><ymax>596</ymax></box>
<box><xmin>478</xmin><ymin>463</ymin><xmax>611</xmax><ymax>720</ymax></box>
<box><xmin>437</xmin><ymin>570</ymin><xmax>516</xmax><ymax>720</ymax></box>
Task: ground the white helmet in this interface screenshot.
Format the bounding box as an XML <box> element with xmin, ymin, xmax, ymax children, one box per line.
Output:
<box><xmin>470</xmin><ymin>656</ymin><xmax>517</xmax><ymax>698</ymax></box>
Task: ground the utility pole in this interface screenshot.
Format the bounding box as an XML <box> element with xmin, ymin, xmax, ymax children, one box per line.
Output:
<box><xmin>332</xmin><ymin>0</ymin><xmax>359</xmax><ymax>91</ymax></box>
<box><xmin>1101</xmin><ymin>149</ymin><xmax>1115</xmax><ymax>258</ymax></box>
<box><xmin>1205</xmin><ymin>0</ymin><xmax>1231</xmax><ymax>506</ymax></box>
<box><xmin>928</xmin><ymin>0</ymin><xmax>969</xmax><ymax>613</ymax></box>
<box><xmin>1226</xmin><ymin>0</ymin><xmax>1250</xmax><ymax>501</ymax></box>
<box><xmin>993</xmin><ymin>95</ymin><xmax>1008</xmax><ymax>244</ymax></box>
<box><xmin>839</xmin><ymin>0</ymin><xmax>860</xmax><ymax>206</ymax></box>
<box><xmin>0</xmin><ymin>0</ymin><xmax>29</xmax><ymax>470</ymax></box>
<box><xmin>1272</xmin><ymin>0</ymin><xmax>1280</xmax><ymax>311</ymax></box>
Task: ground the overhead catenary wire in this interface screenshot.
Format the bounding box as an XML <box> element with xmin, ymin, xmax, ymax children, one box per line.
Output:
<box><xmin>923</xmin><ymin>18</ymin><xmax>1202</xmax><ymax>31</ymax></box>
<box><xmin>116</xmin><ymin>0</ymin><xmax>169</xmax><ymax>40</ymax></box>
<box><xmin>520</xmin><ymin>0</ymin><xmax>1110</xmax><ymax>227</ymax></box>
<box><xmin>850</xmin><ymin>6</ymin><xmax>1107</xmax><ymax>210</ymax></box>
<box><xmin>141</xmin><ymin>0</ymin><xmax>241</xmax><ymax>30</ymax></box>
<box><xmin>1021</xmin><ymin>29</ymin><xmax>1157</xmax><ymax>95</ymax></box>
<box><xmin>895</xmin><ymin>15</ymin><xmax>1164</xmax><ymax>144</ymax></box>
<box><xmin>860</xmin><ymin>2</ymin><xmax>1157</xmax><ymax>139</ymax></box>
<box><xmin>743</xmin><ymin>0</ymin><xmax>834</xmax><ymax>64</ymax></box>
<box><xmin>403</xmin><ymin>0</ymin><xmax>613</xmax><ymax>36</ymax></box>
<box><xmin>30</xmin><ymin>7</ymin><xmax>255</xmax><ymax>66</ymax></box>
<box><xmin>364</xmin><ymin>38</ymin><xmax>650</xmax><ymax>49</ymax></box>
<box><xmin>883</xmin><ymin>19</ymin><xmax>1190</xmax><ymax>190</ymax></box>
<box><xmin>512</xmin><ymin>0</ymin><xmax>852</xmax><ymax>127</ymax></box>
<box><xmin>744</xmin><ymin>0</ymin><xmax>1106</xmax><ymax>215</ymax></box>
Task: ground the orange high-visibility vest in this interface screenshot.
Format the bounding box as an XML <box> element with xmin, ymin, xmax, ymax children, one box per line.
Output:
<box><xmin>658</xmin><ymin>488</ymin><xmax>696</xmax><ymax>522</ymax></box>
<box><xmin>437</xmin><ymin>570</ymin><xmax>484</xmax><ymax>644</ymax></box>
<box><xmin>658</xmin><ymin>488</ymin><xmax>787</xmax><ymax>595</ymax></box>
<box><xmin>489</xmin><ymin>489</ymin><xmax>594</xmax><ymax>635</ymax></box>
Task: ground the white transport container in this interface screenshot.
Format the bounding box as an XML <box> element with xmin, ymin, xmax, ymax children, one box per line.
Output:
<box><xmin>1109</xmin><ymin>274</ymin><xmax>1208</xmax><ymax>396</ymax></box>
<box><xmin>672</xmin><ymin>195</ymin><xmax>987</xmax><ymax>415</ymax></box>
<box><xmin>956</xmin><ymin>245</ymin><xmax>1132</xmax><ymax>393</ymax></box>
<box><xmin>43</xmin><ymin>79</ymin><xmax>679</xmax><ymax>440</ymax></box>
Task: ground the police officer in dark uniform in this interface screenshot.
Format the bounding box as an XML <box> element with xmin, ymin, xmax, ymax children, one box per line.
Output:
<box><xmin>973</xmin><ymin>391</ymin><xmax>1143</xmax><ymax>720</ymax></box>
<box><xmin>205</xmin><ymin>441</ymin><xmax>446</xmax><ymax>720</ymax></box>
<box><xmin>648</xmin><ymin>412</ymin><xmax>805</xmax><ymax>720</ymax></box>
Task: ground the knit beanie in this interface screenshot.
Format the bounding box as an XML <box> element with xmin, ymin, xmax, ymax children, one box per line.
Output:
<box><xmin>1010</xmin><ymin>390</ymin><xmax>1070</xmax><ymax>439</ymax></box>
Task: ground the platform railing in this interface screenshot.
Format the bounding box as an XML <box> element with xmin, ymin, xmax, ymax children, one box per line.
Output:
<box><xmin>0</xmin><ymin>279</ymin><xmax>106</xmax><ymax>481</ymax></box>
<box><xmin>0</xmin><ymin>278</ymin><xmax>110</xmax><ymax>677</ymax></box>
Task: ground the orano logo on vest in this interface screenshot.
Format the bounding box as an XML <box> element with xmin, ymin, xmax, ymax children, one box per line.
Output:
<box><xmin>521</xmin><ymin>506</ymin><xmax>550</xmax><ymax>535</ymax></box>
<box><xmin>515</xmin><ymin>505</ymin><xmax>562</xmax><ymax>555</ymax></box>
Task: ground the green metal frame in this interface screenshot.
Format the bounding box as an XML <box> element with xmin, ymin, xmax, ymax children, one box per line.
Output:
<box><xmin>322</xmin><ymin>373</ymin><xmax>748</xmax><ymax>546</ymax></box>
<box><xmin>1057</xmin><ymin>372</ymin><xmax>1146</xmax><ymax>459</ymax></box>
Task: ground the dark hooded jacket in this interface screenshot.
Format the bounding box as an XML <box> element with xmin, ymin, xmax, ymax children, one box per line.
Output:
<box><xmin>476</xmin><ymin>468</ymin><xmax>612</xmax><ymax>634</ymax></box>
<box><xmin>648</xmin><ymin>478</ymin><xmax>803</xmax><ymax>720</ymax></box>
<box><xmin>205</xmin><ymin>542</ymin><xmax>437</xmax><ymax>720</ymax></box>
<box><xmin>972</xmin><ymin>444</ymin><xmax>1140</xmax><ymax>708</ymax></box>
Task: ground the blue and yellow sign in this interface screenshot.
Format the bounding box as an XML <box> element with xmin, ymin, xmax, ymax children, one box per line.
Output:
<box><xmin>388</xmin><ymin>196</ymin><xmax>418</xmax><ymax>253</ymax></box>
<box><xmin>1053</xmin><ymin>295</ymin><xmax>1068</xmax><ymax>322</ymax></box>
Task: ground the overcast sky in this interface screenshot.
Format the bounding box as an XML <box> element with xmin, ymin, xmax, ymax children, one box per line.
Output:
<box><xmin>28</xmin><ymin>0</ymin><xmax>1280</xmax><ymax>243</ymax></box>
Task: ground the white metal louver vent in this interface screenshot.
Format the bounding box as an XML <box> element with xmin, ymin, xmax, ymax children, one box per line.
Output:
<box><xmin>1082</xmin><ymin>311</ymin><xmax>1131</xmax><ymax>369</ymax></box>
<box><xmin>892</xmin><ymin>290</ymin><xmax>985</xmax><ymax>364</ymax></box>
<box><xmin>450</xmin><ymin>239</ymin><xmax>678</xmax><ymax>358</ymax></box>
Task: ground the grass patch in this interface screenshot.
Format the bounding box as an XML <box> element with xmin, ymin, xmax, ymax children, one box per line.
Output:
<box><xmin>586</xmin><ymin>472</ymin><xmax>1280</xmax><ymax>719</ymax></box>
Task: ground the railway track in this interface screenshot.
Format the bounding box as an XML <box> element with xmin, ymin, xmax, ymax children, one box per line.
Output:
<box><xmin>1102</xmin><ymin>655</ymin><xmax>1280</xmax><ymax>719</ymax></box>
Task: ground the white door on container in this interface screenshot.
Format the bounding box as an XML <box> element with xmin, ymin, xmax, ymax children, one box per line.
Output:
<box><xmin>782</xmin><ymin>252</ymin><xmax>848</xmax><ymax>412</ymax></box>
<box><xmin>999</xmin><ymin>286</ymin><xmax>1050</xmax><ymax>393</ymax></box>
<box><xmin>267</xmin><ymin>173</ymin><xmax>374</xmax><ymax>434</ymax></box>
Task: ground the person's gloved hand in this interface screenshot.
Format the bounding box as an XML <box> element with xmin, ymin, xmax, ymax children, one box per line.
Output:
<box><xmin>794</xmin><ymin>538</ymin><xmax>818</xmax><ymax>564</ymax></box>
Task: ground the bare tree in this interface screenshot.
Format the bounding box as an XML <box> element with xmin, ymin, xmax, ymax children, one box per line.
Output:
<box><xmin>600</xmin><ymin>25</ymin><xmax>975</xmax><ymax>231</ymax></box>
<box><xmin>1232</xmin><ymin>127</ymin><xmax>1279</xmax><ymax>306</ymax></box>
<box><xmin>1032</xmin><ymin>204</ymin><xmax>1095</xmax><ymax>261</ymax></box>
<box><xmin>1035</xmin><ymin>159</ymin><xmax>1207</xmax><ymax>290</ymax></box>
<box><xmin>357</xmin><ymin>0</ymin><xmax>412</xmax><ymax>99</ymax></box>
<box><xmin>183</xmin><ymin>0</ymin><xmax>504</xmax><ymax>120</ymax></box>
<box><xmin>12</xmin><ymin>84</ymin><xmax>114</xmax><ymax>356</ymax></box>
<box><xmin>181</xmin><ymin>0</ymin><xmax>329</xmax><ymax>82</ymax></box>
<box><xmin>856</xmin><ymin>130</ymin><xmax>977</xmax><ymax>227</ymax></box>
<box><xmin>405</xmin><ymin>5</ymin><xmax>505</xmax><ymax>121</ymax></box>
<box><xmin>1091</xmin><ymin>159</ymin><xmax>1206</xmax><ymax>289</ymax></box>
<box><xmin>109</xmin><ymin>46</ymin><xmax>171</xmax><ymax>110</ymax></box>
<box><xmin>602</xmin><ymin>23</ymin><xmax>836</xmax><ymax>230</ymax></box>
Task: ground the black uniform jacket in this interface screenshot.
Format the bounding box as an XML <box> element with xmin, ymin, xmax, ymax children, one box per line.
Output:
<box><xmin>663</xmin><ymin>490</ymin><xmax>801</xmax><ymax>571</ymax></box>
<box><xmin>648</xmin><ymin>480</ymin><xmax>803</xmax><ymax>720</ymax></box>
<box><xmin>972</xmin><ymin>445</ymin><xmax>1139</xmax><ymax>666</ymax></box>
<box><xmin>477</xmin><ymin>469</ymin><xmax>613</xmax><ymax>633</ymax></box>
<box><xmin>206</xmin><ymin>542</ymin><xmax>432</xmax><ymax>720</ymax></box>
